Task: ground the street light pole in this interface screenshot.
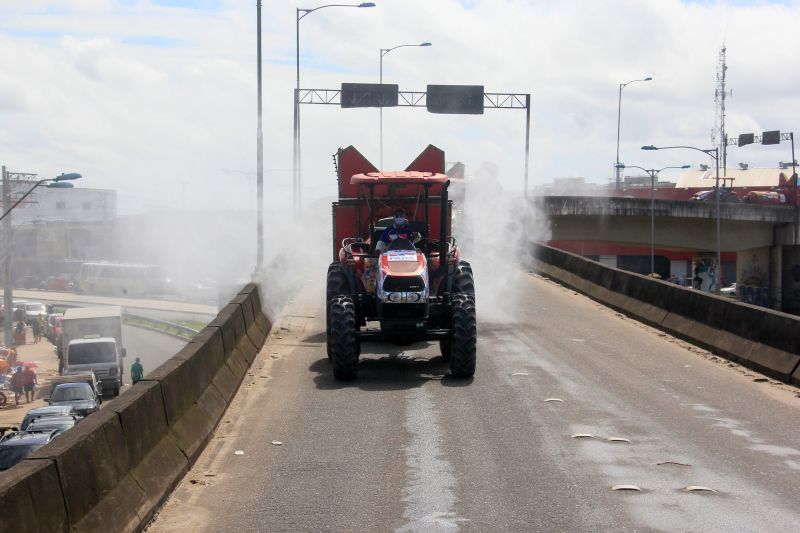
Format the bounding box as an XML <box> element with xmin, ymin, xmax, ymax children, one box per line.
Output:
<box><xmin>643</xmin><ymin>144</ymin><xmax>722</xmax><ymax>290</ymax></box>
<box><xmin>617</xmin><ymin>163</ymin><xmax>689</xmax><ymax>276</ymax></box>
<box><xmin>294</xmin><ymin>2</ymin><xmax>376</xmax><ymax>213</ymax></box>
<box><xmin>1</xmin><ymin>171</ymin><xmax>81</xmax><ymax>346</ymax></box>
<box><xmin>256</xmin><ymin>0</ymin><xmax>264</xmax><ymax>272</ymax></box>
<box><xmin>2</xmin><ymin>166</ymin><xmax>11</xmax><ymax>347</ymax></box>
<box><xmin>615</xmin><ymin>77</ymin><xmax>652</xmax><ymax>190</ymax></box>
<box><xmin>379</xmin><ymin>42</ymin><xmax>431</xmax><ymax>170</ymax></box>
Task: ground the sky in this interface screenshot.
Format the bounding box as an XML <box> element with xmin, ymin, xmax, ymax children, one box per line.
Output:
<box><xmin>1</xmin><ymin>0</ymin><xmax>799</xmax><ymax>214</ymax></box>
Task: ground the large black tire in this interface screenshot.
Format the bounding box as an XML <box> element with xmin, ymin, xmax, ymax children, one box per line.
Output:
<box><xmin>450</xmin><ymin>293</ymin><xmax>476</xmax><ymax>378</ymax></box>
<box><xmin>452</xmin><ymin>260</ymin><xmax>475</xmax><ymax>299</ymax></box>
<box><xmin>326</xmin><ymin>263</ymin><xmax>349</xmax><ymax>360</ymax></box>
<box><xmin>328</xmin><ymin>296</ymin><xmax>359</xmax><ymax>380</ymax></box>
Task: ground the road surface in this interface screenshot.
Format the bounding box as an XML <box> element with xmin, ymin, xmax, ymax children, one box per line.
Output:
<box><xmin>149</xmin><ymin>272</ymin><xmax>800</xmax><ymax>532</ymax></box>
<box><xmin>123</xmin><ymin>324</ymin><xmax>186</xmax><ymax>381</ymax></box>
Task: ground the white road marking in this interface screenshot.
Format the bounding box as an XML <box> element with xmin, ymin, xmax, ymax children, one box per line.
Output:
<box><xmin>396</xmin><ymin>388</ymin><xmax>463</xmax><ymax>532</ymax></box>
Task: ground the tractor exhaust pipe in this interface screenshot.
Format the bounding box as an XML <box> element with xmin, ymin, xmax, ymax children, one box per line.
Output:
<box><xmin>437</xmin><ymin>180</ymin><xmax>451</xmax><ymax>284</ymax></box>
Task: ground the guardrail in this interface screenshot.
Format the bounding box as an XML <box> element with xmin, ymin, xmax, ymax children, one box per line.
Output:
<box><xmin>530</xmin><ymin>242</ymin><xmax>800</xmax><ymax>385</ymax></box>
<box><xmin>122</xmin><ymin>312</ymin><xmax>199</xmax><ymax>341</ymax></box>
<box><xmin>0</xmin><ymin>283</ymin><xmax>271</xmax><ymax>532</ymax></box>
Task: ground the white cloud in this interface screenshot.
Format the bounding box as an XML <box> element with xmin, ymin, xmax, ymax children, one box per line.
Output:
<box><xmin>0</xmin><ymin>0</ymin><xmax>798</xmax><ymax>213</ymax></box>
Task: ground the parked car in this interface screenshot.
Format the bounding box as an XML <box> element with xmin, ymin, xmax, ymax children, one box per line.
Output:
<box><xmin>720</xmin><ymin>282</ymin><xmax>737</xmax><ymax>295</ymax></box>
<box><xmin>47</xmin><ymin>382</ymin><xmax>101</xmax><ymax>417</ymax></box>
<box><xmin>0</xmin><ymin>299</ymin><xmax>28</xmax><ymax>323</ymax></box>
<box><xmin>744</xmin><ymin>190</ymin><xmax>787</xmax><ymax>205</ymax></box>
<box><xmin>24</xmin><ymin>302</ymin><xmax>48</xmax><ymax>324</ymax></box>
<box><xmin>20</xmin><ymin>405</ymin><xmax>79</xmax><ymax>430</ymax></box>
<box><xmin>690</xmin><ymin>189</ymin><xmax>740</xmax><ymax>203</ymax></box>
<box><xmin>46</xmin><ymin>275</ymin><xmax>73</xmax><ymax>291</ymax></box>
<box><xmin>24</xmin><ymin>415</ymin><xmax>81</xmax><ymax>436</ymax></box>
<box><xmin>45</xmin><ymin>313</ymin><xmax>64</xmax><ymax>343</ymax></box>
<box><xmin>0</xmin><ymin>430</ymin><xmax>60</xmax><ymax>471</ymax></box>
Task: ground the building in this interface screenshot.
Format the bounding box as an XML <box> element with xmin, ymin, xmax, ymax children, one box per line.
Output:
<box><xmin>2</xmin><ymin>177</ymin><xmax>116</xmax><ymax>286</ymax></box>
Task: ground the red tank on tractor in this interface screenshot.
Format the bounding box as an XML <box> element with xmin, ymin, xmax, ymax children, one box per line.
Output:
<box><xmin>326</xmin><ymin>145</ymin><xmax>476</xmax><ymax>380</ymax></box>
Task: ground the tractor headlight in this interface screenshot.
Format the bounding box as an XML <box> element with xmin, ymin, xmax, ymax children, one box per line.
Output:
<box><xmin>387</xmin><ymin>292</ymin><xmax>402</xmax><ymax>303</ymax></box>
<box><xmin>405</xmin><ymin>292</ymin><xmax>422</xmax><ymax>303</ymax></box>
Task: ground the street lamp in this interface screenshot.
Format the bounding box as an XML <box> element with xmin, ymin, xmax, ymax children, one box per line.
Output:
<box><xmin>1</xmin><ymin>171</ymin><xmax>81</xmax><ymax>346</ymax></box>
<box><xmin>379</xmin><ymin>42</ymin><xmax>431</xmax><ymax>170</ymax></box>
<box><xmin>615</xmin><ymin>77</ymin><xmax>652</xmax><ymax>190</ymax></box>
<box><xmin>643</xmin><ymin>144</ymin><xmax>722</xmax><ymax>291</ymax></box>
<box><xmin>616</xmin><ymin>163</ymin><xmax>690</xmax><ymax>276</ymax></box>
<box><xmin>294</xmin><ymin>2</ymin><xmax>376</xmax><ymax>213</ymax></box>
<box><xmin>0</xmin><ymin>173</ymin><xmax>82</xmax><ymax>223</ymax></box>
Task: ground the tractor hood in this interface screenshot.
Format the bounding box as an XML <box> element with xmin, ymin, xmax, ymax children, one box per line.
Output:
<box><xmin>376</xmin><ymin>250</ymin><xmax>429</xmax><ymax>303</ymax></box>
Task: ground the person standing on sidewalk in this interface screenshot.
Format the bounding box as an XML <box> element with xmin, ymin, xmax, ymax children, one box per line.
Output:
<box><xmin>130</xmin><ymin>357</ymin><xmax>144</xmax><ymax>384</ymax></box>
<box><xmin>36</xmin><ymin>315</ymin><xmax>45</xmax><ymax>342</ymax></box>
<box><xmin>22</xmin><ymin>366</ymin><xmax>37</xmax><ymax>403</ymax></box>
<box><xmin>9</xmin><ymin>367</ymin><xmax>23</xmax><ymax>405</ymax></box>
<box><xmin>31</xmin><ymin>317</ymin><xmax>41</xmax><ymax>343</ymax></box>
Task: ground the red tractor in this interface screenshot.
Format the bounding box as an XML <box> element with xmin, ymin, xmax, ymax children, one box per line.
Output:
<box><xmin>326</xmin><ymin>145</ymin><xmax>476</xmax><ymax>380</ymax></box>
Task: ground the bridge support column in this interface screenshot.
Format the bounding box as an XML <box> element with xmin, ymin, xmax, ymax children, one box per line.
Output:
<box><xmin>770</xmin><ymin>246</ymin><xmax>782</xmax><ymax>311</ymax></box>
<box><xmin>781</xmin><ymin>245</ymin><xmax>800</xmax><ymax>314</ymax></box>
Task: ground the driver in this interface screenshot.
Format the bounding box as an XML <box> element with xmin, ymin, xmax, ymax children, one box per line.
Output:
<box><xmin>375</xmin><ymin>208</ymin><xmax>418</xmax><ymax>253</ymax></box>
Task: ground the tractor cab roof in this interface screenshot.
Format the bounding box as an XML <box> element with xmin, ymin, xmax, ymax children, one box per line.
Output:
<box><xmin>350</xmin><ymin>171</ymin><xmax>449</xmax><ymax>185</ymax></box>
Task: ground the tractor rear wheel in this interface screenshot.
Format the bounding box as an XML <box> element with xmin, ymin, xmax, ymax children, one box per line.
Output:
<box><xmin>452</xmin><ymin>260</ymin><xmax>475</xmax><ymax>298</ymax></box>
<box><xmin>328</xmin><ymin>295</ymin><xmax>359</xmax><ymax>380</ymax></box>
<box><xmin>450</xmin><ymin>293</ymin><xmax>476</xmax><ymax>378</ymax></box>
<box><xmin>326</xmin><ymin>263</ymin><xmax>349</xmax><ymax>360</ymax></box>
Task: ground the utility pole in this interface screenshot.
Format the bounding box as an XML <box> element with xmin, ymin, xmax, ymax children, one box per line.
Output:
<box><xmin>714</xmin><ymin>46</ymin><xmax>731</xmax><ymax>177</ymax></box>
<box><xmin>2</xmin><ymin>166</ymin><xmax>13</xmax><ymax>347</ymax></box>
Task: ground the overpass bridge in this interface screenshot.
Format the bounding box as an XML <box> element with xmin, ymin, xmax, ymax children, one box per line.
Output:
<box><xmin>539</xmin><ymin>195</ymin><xmax>800</xmax><ymax>314</ymax></box>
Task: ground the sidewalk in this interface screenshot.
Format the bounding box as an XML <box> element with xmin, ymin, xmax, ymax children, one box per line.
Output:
<box><xmin>0</xmin><ymin>329</ymin><xmax>61</xmax><ymax>430</ymax></box>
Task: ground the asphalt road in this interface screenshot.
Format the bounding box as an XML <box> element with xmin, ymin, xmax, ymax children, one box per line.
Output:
<box><xmin>149</xmin><ymin>272</ymin><xmax>800</xmax><ymax>532</ymax></box>
<box><xmin>123</xmin><ymin>324</ymin><xmax>186</xmax><ymax>381</ymax></box>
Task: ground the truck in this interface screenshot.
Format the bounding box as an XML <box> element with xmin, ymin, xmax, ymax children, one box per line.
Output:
<box><xmin>60</xmin><ymin>306</ymin><xmax>126</xmax><ymax>397</ymax></box>
<box><xmin>326</xmin><ymin>145</ymin><xmax>477</xmax><ymax>380</ymax></box>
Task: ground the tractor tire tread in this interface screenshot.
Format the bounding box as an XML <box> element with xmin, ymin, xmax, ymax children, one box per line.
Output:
<box><xmin>329</xmin><ymin>296</ymin><xmax>359</xmax><ymax>380</ymax></box>
<box><xmin>450</xmin><ymin>293</ymin><xmax>476</xmax><ymax>378</ymax></box>
<box><xmin>452</xmin><ymin>260</ymin><xmax>475</xmax><ymax>298</ymax></box>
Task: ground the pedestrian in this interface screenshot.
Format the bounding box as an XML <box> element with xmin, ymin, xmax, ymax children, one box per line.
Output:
<box><xmin>6</xmin><ymin>346</ymin><xmax>17</xmax><ymax>369</ymax></box>
<box><xmin>21</xmin><ymin>366</ymin><xmax>37</xmax><ymax>403</ymax></box>
<box><xmin>130</xmin><ymin>357</ymin><xmax>144</xmax><ymax>384</ymax></box>
<box><xmin>9</xmin><ymin>367</ymin><xmax>23</xmax><ymax>405</ymax></box>
<box><xmin>14</xmin><ymin>321</ymin><xmax>25</xmax><ymax>345</ymax></box>
<box><xmin>37</xmin><ymin>315</ymin><xmax>45</xmax><ymax>342</ymax></box>
<box><xmin>31</xmin><ymin>317</ymin><xmax>41</xmax><ymax>343</ymax></box>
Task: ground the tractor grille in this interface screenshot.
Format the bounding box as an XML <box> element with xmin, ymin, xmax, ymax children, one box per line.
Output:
<box><xmin>379</xmin><ymin>303</ymin><xmax>427</xmax><ymax>319</ymax></box>
<box><xmin>383</xmin><ymin>275</ymin><xmax>425</xmax><ymax>292</ymax></box>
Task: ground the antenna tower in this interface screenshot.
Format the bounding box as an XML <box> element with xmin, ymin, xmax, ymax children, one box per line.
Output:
<box><xmin>713</xmin><ymin>45</ymin><xmax>731</xmax><ymax>175</ymax></box>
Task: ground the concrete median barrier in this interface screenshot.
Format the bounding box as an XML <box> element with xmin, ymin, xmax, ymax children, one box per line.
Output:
<box><xmin>532</xmin><ymin>242</ymin><xmax>800</xmax><ymax>383</ymax></box>
<box><xmin>0</xmin><ymin>458</ymin><xmax>67</xmax><ymax>533</ymax></box>
<box><xmin>4</xmin><ymin>283</ymin><xmax>271</xmax><ymax>532</ymax></box>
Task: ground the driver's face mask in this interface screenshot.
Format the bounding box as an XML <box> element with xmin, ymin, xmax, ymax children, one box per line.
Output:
<box><xmin>395</xmin><ymin>216</ymin><xmax>406</xmax><ymax>226</ymax></box>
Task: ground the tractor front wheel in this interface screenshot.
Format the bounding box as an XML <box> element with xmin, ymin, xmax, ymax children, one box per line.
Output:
<box><xmin>450</xmin><ymin>293</ymin><xmax>476</xmax><ymax>378</ymax></box>
<box><xmin>328</xmin><ymin>295</ymin><xmax>359</xmax><ymax>380</ymax></box>
<box><xmin>452</xmin><ymin>260</ymin><xmax>475</xmax><ymax>299</ymax></box>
